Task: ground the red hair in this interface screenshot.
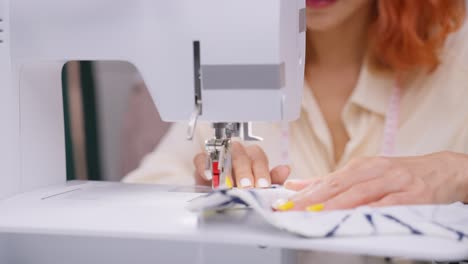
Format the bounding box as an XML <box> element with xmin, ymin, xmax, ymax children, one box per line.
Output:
<box><xmin>306</xmin><ymin>1</ymin><xmax>466</xmax><ymax>74</ymax></box>
<box><xmin>369</xmin><ymin>0</ymin><xmax>466</xmax><ymax>73</ymax></box>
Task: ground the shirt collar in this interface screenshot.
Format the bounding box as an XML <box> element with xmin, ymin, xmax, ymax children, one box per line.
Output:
<box><xmin>301</xmin><ymin>61</ymin><xmax>396</xmax><ymax>118</ymax></box>
<box><xmin>349</xmin><ymin>62</ymin><xmax>396</xmax><ymax>117</ymax></box>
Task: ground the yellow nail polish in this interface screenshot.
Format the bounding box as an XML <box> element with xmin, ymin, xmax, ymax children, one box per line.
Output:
<box><xmin>306</xmin><ymin>203</ymin><xmax>325</xmax><ymax>212</ymax></box>
<box><xmin>225</xmin><ymin>177</ymin><xmax>233</xmax><ymax>189</ymax></box>
<box><xmin>277</xmin><ymin>201</ymin><xmax>295</xmax><ymax>211</ymax></box>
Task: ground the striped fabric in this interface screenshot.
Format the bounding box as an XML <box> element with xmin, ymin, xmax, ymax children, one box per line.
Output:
<box><xmin>188</xmin><ymin>188</ymin><xmax>468</xmax><ymax>241</ymax></box>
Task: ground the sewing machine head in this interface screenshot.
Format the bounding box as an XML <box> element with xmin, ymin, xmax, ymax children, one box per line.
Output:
<box><xmin>180</xmin><ymin>1</ymin><xmax>306</xmax><ymax>189</ymax></box>
<box><xmin>0</xmin><ymin>0</ymin><xmax>305</xmax><ymax>198</ymax></box>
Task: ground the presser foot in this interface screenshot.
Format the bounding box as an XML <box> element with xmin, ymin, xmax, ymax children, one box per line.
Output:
<box><xmin>204</xmin><ymin>138</ymin><xmax>232</xmax><ymax>189</ymax></box>
<box><xmin>204</xmin><ymin>122</ymin><xmax>261</xmax><ymax>189</ymax></box>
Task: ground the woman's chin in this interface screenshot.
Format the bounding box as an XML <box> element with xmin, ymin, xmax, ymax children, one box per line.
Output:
<box><xmin>306</xmin><ymin>18</ymin><xmax>340</xmax><ymax>32</ymax></box>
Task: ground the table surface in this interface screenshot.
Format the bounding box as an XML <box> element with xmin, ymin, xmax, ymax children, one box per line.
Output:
<box><xmin>0</xmin><ymin>181</ymin><xmax>466</xmax><ymax>262</ymax></box>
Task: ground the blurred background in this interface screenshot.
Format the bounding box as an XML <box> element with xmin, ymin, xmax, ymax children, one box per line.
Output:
<box><xmin>62</xmin><ymin>61</ymin><xmax>170</xmax><ymax>182</ymax></box>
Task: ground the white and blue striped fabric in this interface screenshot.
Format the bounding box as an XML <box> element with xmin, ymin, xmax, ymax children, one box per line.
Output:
<box><xmin>188</xmin><ymin>188</ymin><xmax>468</xmax><ymax>240</ymax></box>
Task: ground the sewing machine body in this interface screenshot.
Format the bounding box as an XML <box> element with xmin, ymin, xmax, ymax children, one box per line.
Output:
<box><xmin>0</xmin><ymin>0</ymin><xmax>305</xmax><ymax>199</ymax></box>
<box><xmin>0</xmin><ymin>0</ymin><xmax>307</xmax><ymax>262</ymax></box>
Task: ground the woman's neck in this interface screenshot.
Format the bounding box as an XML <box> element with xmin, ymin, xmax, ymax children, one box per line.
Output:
<box><xmin>305</xmin><ymin>4</ymin><xmax>374</xmax><ymax>164</ymax></box>
<box><xmin>308</xmin><ymin>5</ymin><xmax>373</xmax><ymax>70</ymax></box>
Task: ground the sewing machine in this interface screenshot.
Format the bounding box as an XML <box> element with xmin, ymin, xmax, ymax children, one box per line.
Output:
<box><xmin>0</xmin><ymin>0</ymin><xmax>306</xmax><ymax>262</ymax></box>
<box><xmin>0</xmin><ymin>0</ymin><xmax>305</xmax><ymax>196</ymax></box>
<box><xmin>1</xmin><ymin>1</ymin><xmax>467</xmax><ymax>263</ymax></box>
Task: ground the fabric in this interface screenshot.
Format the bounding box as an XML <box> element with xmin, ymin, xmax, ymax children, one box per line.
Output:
<box><xmin>123</xmin><ymin>23</ymin><xmax>468</xmax><ymax>185</ymax></box>
<box><xmin>188</xmin><ymin>188</ymin><xmax>468</xmax><ymax>241</ymax></box>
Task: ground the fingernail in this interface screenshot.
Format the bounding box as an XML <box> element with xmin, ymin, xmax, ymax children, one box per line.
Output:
<box><xmin>273</xmin><ymin>199</ymin><xmax>295</xmax><ymax>211</ymax></box>
<box><xmin>257</xmin><ymin>178</ymin><xmax>269</xmax><ymax>188</ymax></box>
<box><xmin>306</xmin><ymin>203</ymin><xmax>325</xmax><ymax>212</ymax></box>
<box><xmin>225</xmin><ymin>177</ymin><xmax>233</xmax><ymax>189</ymax></box>
<box><xmin>204</xmin><ymin>170</ymin><xmax>212</xmax><ymax>180</ymax></box>
<box><xmin>240</xmin><ymin>178</ymin><xmax>253</xmax><ymax>188</ymax></box>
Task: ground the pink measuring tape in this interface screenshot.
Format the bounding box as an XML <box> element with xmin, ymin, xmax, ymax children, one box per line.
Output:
<box><xmin>381</xmin><ymin>78</ymin><xmax>402</xmax><ymax>156</ymax></box>
<box><xmin>280</xmin><ymin>122</ymin><xmax>291</xmax><ymax>164</ymax></box>
<box><xmin>280</xmin><ymin>78</ymin><xmax>402</xmax><ymax>165</ymax></box>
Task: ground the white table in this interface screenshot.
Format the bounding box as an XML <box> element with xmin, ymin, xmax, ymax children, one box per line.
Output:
<box><xmin>0</xmin><ymin>181</ymin><xmax>466</xmax><ymax>264</ymax></box>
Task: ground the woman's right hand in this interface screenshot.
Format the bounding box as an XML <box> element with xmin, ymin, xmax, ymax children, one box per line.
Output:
<box><xmin>193</xmin><ymin>142</ymin><xmax>291</xmax><ymax>188</ymax></box>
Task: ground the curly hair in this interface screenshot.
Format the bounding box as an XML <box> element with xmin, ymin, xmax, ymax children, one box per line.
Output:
<box><xmin>369</xmin><ymin>0</ymin><xmax>466</xmax><ymax>73</ymax></box>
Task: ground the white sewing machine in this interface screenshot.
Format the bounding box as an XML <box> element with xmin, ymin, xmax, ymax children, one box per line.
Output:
<box><xmin>0</xmin><ymin>0</ymin><xmax>305</xmax><ymax>196</ymax></box>
<box><xmin>0</xmin><ymin>1</ymin><xmax>467</xmax><ymax>263</ymax></box>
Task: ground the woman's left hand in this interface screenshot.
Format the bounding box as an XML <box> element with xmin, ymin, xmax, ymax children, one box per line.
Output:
<box><xmin>284</xmin><ymin>152</ymin><xmax>468</xmax><ymax>211</ymax></box>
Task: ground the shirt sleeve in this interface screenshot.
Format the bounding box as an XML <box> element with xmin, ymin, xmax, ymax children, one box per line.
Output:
<box><xmin>122</xmin><ymin>122</ymin><xmax>210</xmax><ymax>185</ymax></box>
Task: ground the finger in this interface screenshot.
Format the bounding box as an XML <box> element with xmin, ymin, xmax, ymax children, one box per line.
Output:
<box><xmin>284</xmin><ymin>177</ymin><xmax>321</xmax><ymax>191</ymax></box>
<box><xmin>368</xmin><ymin>193</ymin><xmax>414</xmax><ymax>207</ymax></box>
<box><xmin>289</xmin><ymin>157</ymin><xmax>392</xmax><ymax>210</ymax></box>
<box><xmin>245</xmin><ymin>145</ymin><xmax>270</xmax><ymax>188</ymax></box>
<box><xmin>194</xmin><ymin>153</ymin><xmax>210</xmax><ymax>181</ymax></box>
<box><xmin>271</xmin><ymin>165</ymin><xmax>291</xmax><ymax>185</ymax></box>
<box><xmin>323</xmin><ymin>171</ymin><xmax>412</xmax><ymax>210</ymax></box>
<box><xmin>368</xmin><ymin>185</ymin><xmax>431</xmax><ymax>208</ymax></box>
<box><xmin>231</xmin><ymin>142</ymin><xmax>254</xmax><ymax>188</ymax></box>
<box><xmin>288</xmin><ymin>172</ymin><xmax>342</xmax><ymax>210</ymax></box>
<box><xmin>194</xmin><ymin>173</ymin><xmax>211</xmax><ymax>186</ymax></box>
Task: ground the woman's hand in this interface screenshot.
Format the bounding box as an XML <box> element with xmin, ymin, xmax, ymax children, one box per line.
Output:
<box><xmin>283</xmin><ymin>152</ymin><xmax>468</xmax><ymax>211</ymax></box>
<box><xmin>193</xmin><ymin>142</ymin><xmax>291</xmax><ymax>188</ymax></box>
